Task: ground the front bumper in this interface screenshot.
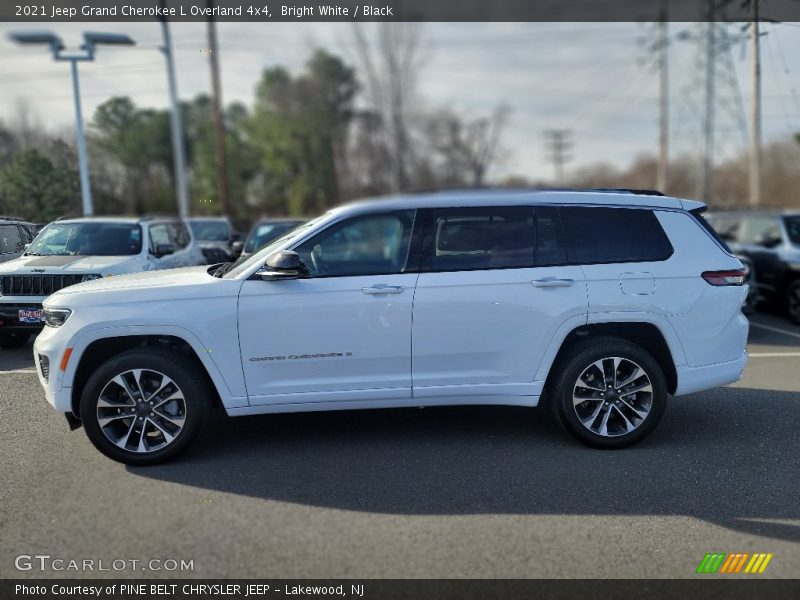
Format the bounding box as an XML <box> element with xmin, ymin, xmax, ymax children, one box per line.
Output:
<box><xmin>0</xmin><ymin>301</ymin><xmax>46</xmax><ymax>332</ymax></box>
<box><xmin>32</xmin><ymin>324</ymin><xmax>75</xmax><ymax>414</ymax></box>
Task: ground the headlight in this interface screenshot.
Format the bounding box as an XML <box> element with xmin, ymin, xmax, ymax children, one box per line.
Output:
<box><xmin>43</xmin><ymin>308</ymin><xmax>71</xmax><ymax>328</ymax></box>
<box><xmin>81</xmin><ymin>274</ymin><xmax>101</xmax><ymax>282</ymax></box>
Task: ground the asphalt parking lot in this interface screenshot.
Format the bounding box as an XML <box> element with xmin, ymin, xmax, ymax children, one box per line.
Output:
<box><xmin>1</xmin><ymin>311</ymin><xmax>798</xmax><ymax>579</ymax></box>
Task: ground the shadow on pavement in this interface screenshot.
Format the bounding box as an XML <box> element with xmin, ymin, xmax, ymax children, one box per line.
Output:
<box><xmin>132</xmin><ymin>386</ymin><xmax>800</xmax><ymax>542</ymax></box>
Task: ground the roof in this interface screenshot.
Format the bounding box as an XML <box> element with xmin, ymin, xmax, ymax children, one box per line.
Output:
<box><xmin>54</xmin><ymin>216</ymin><xmax>150</xmax><ymax>224</ymax></box>
<box><xmin>327</xmin><ymin>189</ymin><xmax>704</xmax><ymax>218</ymax></box>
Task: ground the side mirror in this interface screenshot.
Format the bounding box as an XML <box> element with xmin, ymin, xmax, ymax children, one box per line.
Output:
<box><xmin>231</xmin><ymin>240</ymin><xmax>244</xmax><ymax>255</ymax></box>
<box><xmin>258</xmin><ymin>250</ymin><xmax>307</xmax><ymax>280</ymax></box>
<box><xmin>154</xmin><ymin>243</ymin><xmax>176</xmax><ymax>257</ymax></box>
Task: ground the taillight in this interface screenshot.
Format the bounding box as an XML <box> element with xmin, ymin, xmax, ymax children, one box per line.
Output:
<box><xmin>702</xmin><ymin>269</ymin><xmax>746</xmax><ymax>286</ymax></box>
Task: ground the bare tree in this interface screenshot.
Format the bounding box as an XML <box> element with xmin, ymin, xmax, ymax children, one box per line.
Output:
<box><xmin>352</xmin><ymin>23</ymin><xmax>424</xmax><ymax>193</ymax></box>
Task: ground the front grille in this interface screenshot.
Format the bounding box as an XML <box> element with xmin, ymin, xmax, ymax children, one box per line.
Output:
<box><xmin>1</xmin><ymin>274</ymin><xmax>88</xmax><ymax>296</ymax></box>
<box><xmin>38</xmin><ymin>354</ymin><xmax>50</xmax><ymax>382</ymax></box>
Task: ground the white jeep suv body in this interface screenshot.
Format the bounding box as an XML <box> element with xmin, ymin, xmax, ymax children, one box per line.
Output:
<box><xmin>33</xmin><ymin>190</ymin><xmax>749</xmax><ymax>464</ymax></box>
<box><xmin>0</xmin><ymin>216</ymin><xmax>205</xmax><ymax>349</ymax></box>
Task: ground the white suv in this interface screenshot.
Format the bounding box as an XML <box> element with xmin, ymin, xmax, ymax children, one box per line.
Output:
<box><xmin>33</xmin><ymin>190</ymin><xmax>749</xmax><ymax>464</ymax></box>
<box><xmin>0</xmin><ymin>216</ymin><xmax>205</xmax><ymax>349</ymax></box>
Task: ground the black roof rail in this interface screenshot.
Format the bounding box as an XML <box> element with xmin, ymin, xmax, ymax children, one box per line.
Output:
<box><xmin>0</xmin><ymin>215</ymin><xmax>28</xmax><ymax>222</ymax></box>
<box><xmin>413</xmin><ymin>186</ymin><xmax>666</xmax><ymax>197</ymax></box>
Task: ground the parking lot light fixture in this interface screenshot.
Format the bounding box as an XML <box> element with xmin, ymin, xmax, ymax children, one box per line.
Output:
<box><xmin>8</xmin><ymin>30</ymin><xmax>136</xmax><ymax>217</ymax></box>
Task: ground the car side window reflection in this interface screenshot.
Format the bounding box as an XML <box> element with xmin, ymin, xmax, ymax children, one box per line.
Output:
<box><xmin>294</xmin><ymin>211</ymin><xmax>415</xmax><ymax>278</ymax></box>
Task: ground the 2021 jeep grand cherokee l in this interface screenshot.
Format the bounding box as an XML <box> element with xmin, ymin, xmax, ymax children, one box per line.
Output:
<box><xmin>33</xmin><ymin>190</ymin><xmax>749</xmax><ymax>464</ymax></box>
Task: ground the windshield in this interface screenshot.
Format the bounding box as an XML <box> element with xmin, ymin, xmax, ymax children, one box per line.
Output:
<box><xmin>222</xmin><ymin>217</ymin><xmax>324</xmax><ymax>279</ymax></box>
<box><xmin>244</xmin><ymin>221</ymin><xmax>303</xmax><ymax>253</ymax></box>
<box><xmin>784</xmin><ymin>216</ymin><xmax>800</xmax><ymax>245</ymax></box>
<box><xmin>189</xmin><ymin>220</ymin><xmax>229</xmax><ymax>241</ymax></box>
<box><xmin>26</xmin><ymin>222</ymin><xmax>143</xmax><ymax>256</ymax></box>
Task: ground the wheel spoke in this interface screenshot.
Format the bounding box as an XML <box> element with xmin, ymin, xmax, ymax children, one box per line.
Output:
<box><xmin>618</xmin><ymin>397</ymin><xmax>649</xmax><ymax>420</ymax></box>
<box><xmin>98</xmin><ymin>413</ymin><xmax>133</xmax><ymax>427</ymax></box>
<box><xmin>147</xmin><ymin>374</ymin><xmax>176</xmax><ymax>402</ymax></box>
<box><xmin>619</xmin><ymin>382</ymin><xmax>652</xmax><ymax>397</ymax></box>
<box><xmin>616</xmin><ymin>366</ymin><xmax>643</xmax><ymax>388</ymax></box>
<box><xmin>152</xmin><ymin>390</ymin><xmax>183</xmax><ymax>410</ymax></box>
<box><xmin>613</xmin><ymin>404</ymin><xmax>637</xmax><ymax>432</ymax></box>
<box><xmin>154</xmin><ymin>409</ymin><xmax>185</xmax><ymax>428</ymax></box>
<box><xmin>97</xmin><ymin>396</ymin><xmax>134</xmax><ymax>409</ymax></box>
<box><xmin>147</xmin><ymin>417</ymin><xmax>176</xmax><ymax>444</ymax></box>
<box><xmin>115</xmin><ymin>418</ymin><xmax>137</xmax><ymax>449</ymax></box>
<box><xmin>575</xmin><ymin>380</ymin><xmax>605</xmax><ymax>393</ymax></box>
<box><xmin>597</xmin><ymin>404</ymin><xmax>613</xmax><ymax>436</ymax></box>
<box><xmin>591</xmin><ymin>360</ymin><xmax>607</xmax><ymax>387</ymax></box>
<box><xmin>111</xmin><ymin>374</ymin><xmax>138</xmax><ymax>403</ymax></box>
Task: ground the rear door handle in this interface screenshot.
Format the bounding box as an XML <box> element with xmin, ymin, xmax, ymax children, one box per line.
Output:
<box><xmin>362</xmin><ymin>285</ymin><xmax>405</xmax><ymax>295</ymax></box>
<box><xmin>532</xmin><ymin>278</ymin><xmax>574</xmax><ymax>288</ymax></box>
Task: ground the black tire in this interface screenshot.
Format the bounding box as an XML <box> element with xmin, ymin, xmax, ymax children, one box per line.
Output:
<box><xmin>80</xmin><ymin>348</ymin><xmax>211</xmax><ymax>465</ymax></box>
<box><xmin>549</xmin><ymin>336</ymin><xmax>667</xmax><ymax>449</ymax></box>
<box><xmin>0</xmin><ymin>331</ymin><xmax>31</xmax><ymax>349</ymax></box>
<box><xmin>785</xmin><ymin>280</ymin><xmax>800</xmax><ymax>326</ymax></box>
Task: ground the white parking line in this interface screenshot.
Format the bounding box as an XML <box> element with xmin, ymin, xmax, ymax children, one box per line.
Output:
<box><xmin>749</xmin><ymin>321</ymin><xmax>800</xmax><ymax>340</ymax></box>
<box><xmin>748</xmin><ymin>351</ymin><xmax>800</xmax><ymax>358</ymax></box>
<box><xmin>0</xmin><ymin>369</ymin><xmax>37</xmax><ymax>375</ymax></box>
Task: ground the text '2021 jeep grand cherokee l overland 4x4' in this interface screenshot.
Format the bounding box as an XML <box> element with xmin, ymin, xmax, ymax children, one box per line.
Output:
<box><xmin>33</xmin><ymin>190</ymin><xmax>749</xmax><ymax>464</ymax></box>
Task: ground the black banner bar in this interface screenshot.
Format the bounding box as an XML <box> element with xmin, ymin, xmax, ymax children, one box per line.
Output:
<box><xmin>4</xmin><ymin>580</ymin><xmax>800</xmax><ymax>600</ymax></box>
<box><xmin>3</xmin><ymin>0</ymin><xmax>800</xmax><ymax>23</ymax></box>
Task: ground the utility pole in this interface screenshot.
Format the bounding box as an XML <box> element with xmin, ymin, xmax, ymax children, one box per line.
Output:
<box><xmin>749</xmin><ymin>0</ymin><xmax>762</xmax><ymax>207</ymax></box>
<box><xmin>160</xmin><ymin>3</ymin><xmax>190</xmax><ymax>218</ymax></box>
<box><xmin>544</xmin><ymin>129</ymin><xmax>572</xmax><ymax>185</ymax></box>
<box><xmin>657</xmin><ymin>0</ymin><xmax>669</xmax><ymax>192</ymax></box>
<box><xmin>206</xmin><ymin>0</ymin><xmax>231</xmax><ymax>216</ymax></box>
<box><xmin>698</xmin><ymin>2</ymin><xmax>716</xmax><ymax>203</ymax></box>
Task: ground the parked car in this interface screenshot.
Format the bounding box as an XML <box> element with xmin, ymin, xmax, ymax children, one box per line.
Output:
<box><xmin>241</xmin><ymin>218</ymin><xmax>305</xmax><ymax>258</ymax></box>
<box><xmin>0</xmin><ymin>216</ymin><xmax>204</xmax><ymax>349</ymax></box>
<box><xmin>186</xmin><ymin>217</ymin><xmax>242</xmax><ymax>264</ymax></box>
<box><xmin>34</xmin><ymin>189</ymin><xmax>749</xmax><ymax>464</ymax></box>
<box><xmin>736</xmin><ymin>254</ymin><xmax>758</xmax><ymax>316</ymax></box>
<box><xmin>706</xmin><ymin>210</ymin><xmax>800</xmax><ymax>324</ymax></box>
<box><xmin>0</xmin><ymin>217</ymin><xmax>38</xmax><ymax>264</ymax></box>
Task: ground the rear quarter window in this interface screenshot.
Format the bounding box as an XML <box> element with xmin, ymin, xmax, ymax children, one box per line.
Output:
<box><xmin>559</xmin><ymin>206</ymin><xmax>673</xmax><ymax>264</ymax></box>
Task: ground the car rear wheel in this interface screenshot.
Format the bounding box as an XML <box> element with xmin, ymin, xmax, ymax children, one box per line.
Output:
<box><xmin>80</xmin><ymin>348</ymin><xmax>210</xmax><ymax>465</ymax></box>
<box><xmin>785</xmin><ymin>280</ymin><xmax>800</xmax><ymax>325</ymax></box>
<box><xmin>0</xmin><ymin>331</ymin><xmax>31</xmax><ymax>349</ymax></box>
<box><xmin>550</xmin><ymin>336</ymin><xmax>667</xmax><ymax>449</ymax></box>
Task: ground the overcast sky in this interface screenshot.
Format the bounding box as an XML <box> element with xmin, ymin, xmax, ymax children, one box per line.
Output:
<box><xmin>1</xmin><ymin>21</ymin><xmax>799</xmax><ymax>181</ymax></box>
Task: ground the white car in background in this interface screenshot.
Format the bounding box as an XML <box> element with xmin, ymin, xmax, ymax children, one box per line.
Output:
<box><xmin>0</xmin><ymin>216</ymin><xmax>204</xmax><ymax>349</ymax></box>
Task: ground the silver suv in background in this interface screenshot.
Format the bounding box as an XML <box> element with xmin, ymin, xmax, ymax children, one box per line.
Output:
<box><xmin>0</xmin><ymin>216</ymin><xmax>205</xmax><ymax>348</ymax></box>
<box><xmin>186</xmin><ymin>217</ymin><xmax>242</xmax><ymax>264</ymax></box>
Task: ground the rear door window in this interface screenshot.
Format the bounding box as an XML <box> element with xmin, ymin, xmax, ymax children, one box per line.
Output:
<box><xmin>422</xmin><ymin>206</ymin><xmax>534</xmax><ymax>272</ymax></box>
<box><xmin>560</xmin><ymin>206</ymin><xmax>673</xmax><ymax>264</ymax></box>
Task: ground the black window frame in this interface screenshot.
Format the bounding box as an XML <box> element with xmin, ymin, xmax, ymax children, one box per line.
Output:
<box><xmin>558</xmin><ymin>205</ymin><xmax>674</xmax><ymax>266</ymax></box>
<box><xmin>291</xmin><ymin>209</ymin><xmax>421</xmax><ymax>279</ymax></box>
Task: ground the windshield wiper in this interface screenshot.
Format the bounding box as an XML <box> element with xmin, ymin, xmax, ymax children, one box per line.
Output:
<box><xmin>212</xmin><ymin>262</ymin><xmax>234</xmax><ymax>278</ymax></box>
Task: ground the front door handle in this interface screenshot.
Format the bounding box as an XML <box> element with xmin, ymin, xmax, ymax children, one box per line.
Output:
<box><xmin>532</xmin><ymin>277</ymin><xmax>574</xmax><ymax>288</ymax></box>
<box><xmin>362</xmin><ymin>285</ymin><xmax>405</xmax><ymax>295</ymax></box>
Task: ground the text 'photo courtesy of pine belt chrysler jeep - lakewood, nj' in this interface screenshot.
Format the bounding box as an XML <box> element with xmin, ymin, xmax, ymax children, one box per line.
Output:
<box><xmin>30</xmin><ymin>189</ymin><xmax>749</xmax><ymax>465</ymax></box>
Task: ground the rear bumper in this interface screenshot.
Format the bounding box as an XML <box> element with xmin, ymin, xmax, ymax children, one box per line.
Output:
<box><xmin>674</xmin><ymin>352</ymin><xmax>748</xmax><ymax>396</ymax></box>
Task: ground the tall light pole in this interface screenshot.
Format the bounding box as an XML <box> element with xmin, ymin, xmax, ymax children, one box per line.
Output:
<box><xmin>8</xmin><ymin>31</ymin><xmax>135</xmax><ymax>216</ymax></box>
<box><xmin>749</xmin><ymin>0</ymin><xmax>763</xmax><ymax>207</ymax></box>
<box><xmin>159</xmin><ymin>8</ymin><xmax>190</xmax><ymax>218</ymax></box>
<box><xmin>656</xmin><ymin>0</ymin><xmax>669</xmax><ymax>193</ymax></box>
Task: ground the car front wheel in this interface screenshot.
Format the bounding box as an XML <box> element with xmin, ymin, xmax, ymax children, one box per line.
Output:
<box><xmin>80</xmin><ymin>348</ymin><xmax>210</xmax><ymax>465</ymax></box>
<box><xmin>550</xmin><ymin>337</ymin><xmax>667</xmax><ymax>449</ymax></box>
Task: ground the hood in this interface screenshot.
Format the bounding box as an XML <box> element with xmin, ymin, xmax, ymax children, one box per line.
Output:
<box><xmin>44</xmin><ymin>265</ymin><xmax>238</xmax><ymax>308</ymax></box>
<box><xmin>198</xmin><ymin>241</ymin><xmax>232</xmax><ymax>251</ymax></box>
<box><xmin>0</xmin><ymin>254</ymin><xmax>140</xmax><ymax>274</ymax></box>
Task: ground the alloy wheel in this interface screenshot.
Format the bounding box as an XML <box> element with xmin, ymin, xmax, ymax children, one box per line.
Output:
<box><xmin>572</xmin><ymin>356</ymin><xmax>653</xmax><ymax>437</ymax></box>
<box><xmin>96</xmin><ymin>369</ymin><xmax>187</xmax><ymax>453</ymax></box>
